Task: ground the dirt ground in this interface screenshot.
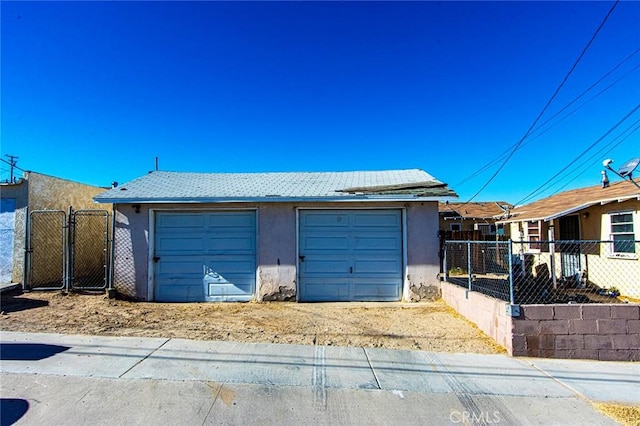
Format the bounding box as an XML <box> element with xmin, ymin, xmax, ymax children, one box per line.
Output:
<box><xmin>0</xmin><ymin>290</ymin><xmax>505</xmax><ymax>354</ymax></box>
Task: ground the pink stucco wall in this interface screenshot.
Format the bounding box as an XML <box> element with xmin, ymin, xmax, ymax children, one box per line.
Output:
<box><xmin>111</xmin><ymin>201</ymin><xmax>441</xmax><ymax>301</ymax></box>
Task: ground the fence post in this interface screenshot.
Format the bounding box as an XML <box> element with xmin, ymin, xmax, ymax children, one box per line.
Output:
<box><xmin>22</xmin><ymin>207</ymin><xmax>30</xmax><ymax>290</ymax></box>
<box><xmin>508</xmin><ymin>239</ymin><xmax>514</xmax><ymax>304</ymax></box>
<box><xmin>467</xmin><ymin>241</ymin><xmax>472</xmax><ymax>291</ymax></box>
<box><xmin>443</xmin><ymin>241</ymin><xmax>448</xmax><ymax>283</ymax></box>
<box><xmin>66</xmin><ymin>206</ymin><xmax>72</xmax><ymax>292</ymax></box>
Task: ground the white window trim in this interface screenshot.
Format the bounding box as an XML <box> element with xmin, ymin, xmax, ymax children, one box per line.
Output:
<box><xmin>607</xmin><ymin>210</ymin><xmax>637</xmax><ymax>259</ymax></box>
<box><xmin>526</xmin><ymin>220</ymin><xmax>541</xmax><ymax>253</ymax></box>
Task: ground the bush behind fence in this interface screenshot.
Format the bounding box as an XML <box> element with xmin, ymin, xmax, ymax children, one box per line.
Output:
<box><xmin>443</xmin><ymin>240</ymin><xmax>640</xmax><ymax>304</ymax></box>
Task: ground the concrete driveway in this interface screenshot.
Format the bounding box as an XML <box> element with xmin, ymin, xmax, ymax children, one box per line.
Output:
<box><xmin>1</xmin><ymin>331</ymin><xmax>638</xmax><ymax>425</ymax></box>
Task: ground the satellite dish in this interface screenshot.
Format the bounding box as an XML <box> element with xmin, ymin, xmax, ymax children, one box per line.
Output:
<box><xmin>618</xmin><ymin>157</ymin><xmax>640</xmax><ymax>178</ymax></box>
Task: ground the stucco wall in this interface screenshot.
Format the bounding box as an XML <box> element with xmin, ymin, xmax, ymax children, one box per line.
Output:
<box><xmin>0</xmin><ymin>180</ymin><xmax>28</xmax><ymax>284</ymax></box>
<box><xmin>111</xmin><ymin>201</ymin><xmax>440</xmax><ymax>301</ymax></box>
<box><xmin>27</xmin><ymin>172</ymin><xmax>106</xmax><ymax>211</ymax></box>
<box><xmin>407</xmin><ymin>202</ymin><xmax>441</xmax><ymax>300</ymax></box>
<box><xmin>257</xmin><ymin>204</ymin><xmax>297</xmax><ymax>301</ymax></box>
<box><xmin>0</xmin><ymin>172</ymin><xmax>107</xmax><ymax>285</ymax></box>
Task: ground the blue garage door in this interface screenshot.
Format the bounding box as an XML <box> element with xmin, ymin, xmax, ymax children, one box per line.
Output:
<box><xmin>0</xmin><ymin>198</ymin><xmax>16</xmax><ymax>284</ymax></box>
<box><xmin>154</xmin><ymin>211</ymin><xmax>256</xmax><ymax>302</ymax></box>
<box><xmin>298</xmin><ymin>210</ymin><xmax>403</xmax><ymax>302</ymax></box>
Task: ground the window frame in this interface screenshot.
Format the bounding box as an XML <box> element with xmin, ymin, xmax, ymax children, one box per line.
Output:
<box><xmin>527</xmin><ymin>220</ymin><xmax>541</xmax><ymax>252</ymax></box>
<box><xmin>609</xmin><ymin>210</ymin><xmax>636</xmax><ymax>257</ymax></box>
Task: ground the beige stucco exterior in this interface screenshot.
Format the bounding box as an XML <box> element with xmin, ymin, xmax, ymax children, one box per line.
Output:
<box><xmin>111</xmin><ymin>201</ymin><xmax>441</xmax><ymax>302</ymax></box>
<box><xmin>0</xmin><ymin>172</ymin><xmax>106</xmax><ymax>284</ymax></box>
<box><xmin>506</xmin><ymin>198</ymin><xmax>640</xmax><ymax>298</ymax></box>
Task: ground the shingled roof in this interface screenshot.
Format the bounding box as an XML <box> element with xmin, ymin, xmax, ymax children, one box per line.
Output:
<box><xmin>498</xmin><ymin>180</ymin><xmax>640</xmax><ymax>223</ymax></box>
<box><xmin>94</xmin><ymin>169</ymin><xmax>457</xmax><ymax>203</ymax></box>
<box><xmin>439</xmin><ymin>201</ymin><xmax>512</xmax><ymax>220</ymax></box>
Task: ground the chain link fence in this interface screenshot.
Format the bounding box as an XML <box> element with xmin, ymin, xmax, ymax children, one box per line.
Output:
<box><xmin>27</xmin><ymin>210</ymin><xmax>67</xmax><ymax>289</ymax></box>
<box><xmin>71</xmin><ymin>210</ymin><xmax>110</xmax><ymax>290</ymax></box>
<box><xmin>443</xmin><ymin>240</ymin><xmax>640</xmax><ymax>304</ymax></box>
<box><xmin>25</xmin><ymin>208</ymin><xmax>111</xmax><ymax>291</ymax></box>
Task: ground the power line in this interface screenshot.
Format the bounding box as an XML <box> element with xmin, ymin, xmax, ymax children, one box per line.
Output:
<box><xmin>0</xmin><ymin>156</ymin><xmax>26</xmax><ymax>172</ymax></box>
<box><xmin>460</xmin><ymin>0</ymin><xmax>620</xmax><ymax>205</ymax></box>
<box><xmin>454</xmin><ymin>56</ymin><xmax>639</xmax><ymax>188</ymax></box>
<box><xmin>549</xmin><ymin>123</ymin><xmax>640</xmax><ymax>194</ymax></box>
<box><xmin>514</xmin><ymin>103</ymin><xmax>640</xmax><ymax>206</ymax></box>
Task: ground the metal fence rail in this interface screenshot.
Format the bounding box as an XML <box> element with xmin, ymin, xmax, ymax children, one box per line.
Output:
<box><xmin>444</xmin><ymin>240</ymin><xmax>640</xmax><ymax>304</ymax></box>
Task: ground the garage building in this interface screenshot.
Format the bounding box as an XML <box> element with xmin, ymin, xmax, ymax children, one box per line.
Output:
<box><xmin>94</xmin><ymin>169</ymin><xmax>456</xmax><ymax>302</ymax></box>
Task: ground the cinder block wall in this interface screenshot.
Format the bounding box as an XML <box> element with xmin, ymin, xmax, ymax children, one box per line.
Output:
<box><xmin>513</xmin><ymin>304</ymin><xmax>640</xmax><ymax>361</ymax></box>
<box><xmin>441</xmin><ymin>281</ymin><xmax>640</xmax><ymax>361</ymax></box>
<box><xmin>440</xmin><ymin>281</ymin><xmax>514</xmax><ymax>353</ymax></box>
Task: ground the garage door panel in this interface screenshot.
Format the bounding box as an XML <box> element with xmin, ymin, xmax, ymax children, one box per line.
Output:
<box><xmin>301</xmin><ymin>258</ymin><xmax>350</xmax><ymax>274</ymax></box>
<box><xmin>206</xmin><ymin>213</ymin><xmax>255</xmax><ymax>228</ymax></box>
<box><xmin>353</xmin><ymin>235</ymin><xmax>401</xmax><ymax>250</ymax></box>
<box><xmin>302</xmin><ymin>212</ymin><xmax>350</xmax><ymax>228</ymax></box>
<box><xmin>299</xmin><ymin>209</ymin><xmax>403</xmax><ymax>302</ymax></box>
<box><xmin>206</xmin><ymin>235</ymin><xmax>255</xmax><ymax>252</ymax></box>
<box><xmin>352</xmin><ymin>280</ymin><xmax>400</xmax><ymax>300</ymax></box>
<box><xmin>156</xmin><ymin>236</ymin><xmax>206</xmax><ymax>254</ymax></box>
<box><xmin>157</xmin><ymin>257</ymin><xmax>205</xmax><ymax>275</ymax></box>
<box><xmin>354</xmin><ymin>259</ymin><xmax>401</xmax><ymax>275</ymax></box>
<box><xmin>302</xmin><ymin>235</ymin><xmax>349</xmax><ymax>251</ymax></box>
<box><xmin>299</xmin><ymin>279</ymin><xmax>351</xmax><ymax>301</ymax></box>
<box><xmin>155</xmin><ymin>211</ymin><xmax>256</xmax><ymax>302</ymax></box>
<box><xmin>157</xmin><ymin>214</ymin><xmax>205</xmax><ymax>229</ymax></box>
<box><xmin>352</xmin><ymin>212</ymin><xmax>401</xmax><ymax>228</ymax></box>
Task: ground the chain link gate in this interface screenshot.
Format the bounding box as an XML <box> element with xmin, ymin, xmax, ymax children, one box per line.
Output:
<box><xmin>26</xmin><ymin>210</ymin><xmax>67</xmax><ymax>290</ymax></box>
<box><xmin>70</xmin><ymin>209</ymin><xmax>110</xmax><ymax>290</ymax></box>
<box><xmin>25</xmin><ymin>208</ymin><xmax>111</xmax><ymax>291</ymax></box>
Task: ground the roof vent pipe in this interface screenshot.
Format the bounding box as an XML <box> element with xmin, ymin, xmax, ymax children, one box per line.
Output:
<box><xmin>601</xmin><ymin>170</ymin><xmax>609</xmax><ymax>188</ymax></box>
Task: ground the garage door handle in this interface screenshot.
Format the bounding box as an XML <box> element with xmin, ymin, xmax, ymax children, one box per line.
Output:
<box><xmin>350</xmin><ymin>267</ymin><xmax>353</xmax><ymax>273</ymax></box>
<box><xmin>153</xmin><ymin>256</ymin><xmax>161</xmax><ymax>263</ymax></box>
<box><xmin>299</xmin><ymin>255</ymin><xmax>305</xmax><ymax>262</ymax></box>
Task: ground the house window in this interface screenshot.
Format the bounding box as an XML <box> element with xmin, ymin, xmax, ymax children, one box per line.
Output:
<box><xmin>475</xmin><ymin>223</ymin><xmax>496</xmax><ymax>236</ymax></box>
<box><xmin>527</xmin><ymin>220</ymin><xmax>541</xmax><ymax>250</ymax></box>
<box><xmin>450</xmin><ymin>223</ymin><xmax>462</xmax><ymax>232</ymax></box>
<box><xmin>610</xmin><ymin>212</ymin><xmax>635</xmax><ymax>254</ymax></box>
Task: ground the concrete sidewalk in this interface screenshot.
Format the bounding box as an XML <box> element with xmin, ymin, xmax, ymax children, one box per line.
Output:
<box><xmin>1</xmin><ymin>331</ymin><xmax>638</xmax><ymax>425</ymax></box>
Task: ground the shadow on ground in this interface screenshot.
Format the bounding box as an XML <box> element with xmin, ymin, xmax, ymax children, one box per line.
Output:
<box><xmin>0</xmin><ymin>294</ymin><xmax>49</xmax><ymax>313</ymax></box>
<box><xmin>0</xmin><ymin>343</ymin><xmax>69</xmax><ymax>361</ymax></box>
<box><xmin>0</xmin><ymin>398</ymin><xmax>29</xmax><ymax>426</ymax></box>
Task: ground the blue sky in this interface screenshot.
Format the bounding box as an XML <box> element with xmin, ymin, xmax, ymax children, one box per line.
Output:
<box><xmin>2</xmin><ymin>1</ymin><xmax>639</xmax><ymax>204</ymax></box>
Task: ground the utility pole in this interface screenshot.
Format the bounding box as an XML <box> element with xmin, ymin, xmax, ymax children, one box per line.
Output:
<box><xmin>5</xmin><ymin>155</ymin><xmax>19</xmax><ymax>183</ymax></box>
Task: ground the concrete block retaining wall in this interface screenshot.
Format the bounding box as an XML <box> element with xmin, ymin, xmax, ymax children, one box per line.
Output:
<box><xmin>441</xmin><ymin>281</ymin><xmax>640</xmax><ymax>361</ymax></box>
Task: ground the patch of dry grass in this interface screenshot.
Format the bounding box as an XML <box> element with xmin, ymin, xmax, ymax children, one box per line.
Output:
<box><xmin>593</xmin><ymin>403</ymin><xmax>640</xmax><ymax>426</ymax></box>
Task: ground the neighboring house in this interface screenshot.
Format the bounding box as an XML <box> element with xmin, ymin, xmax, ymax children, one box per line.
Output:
<box><xmin>497</xmin><ymin>180</ymin><xmax>640</xmax><ymax>298</ymax></box>
<box><xmin>439</xmin><ymin>201</ymin><xmax>512</xmax><ymax>237</ymax></box>
<box><xmin>94</xmin><ymin>169</ymin><xmax>456</xmax><ymax>303</ymax></box>
<box><xmin>0</xmin><ymin>171</ymin><xmax>107</xmax><ymax>285</ymax></box>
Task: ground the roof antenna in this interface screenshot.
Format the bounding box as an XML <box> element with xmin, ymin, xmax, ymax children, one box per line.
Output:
<box><xmin>155</xmin><ymin>156</ymin><xmax>159</xmax><ymax>171</ymax></box>
<box><xmin>602</xmin><ymin>157</ymin><xmax>640</xmax><ymax>191</ymax></box>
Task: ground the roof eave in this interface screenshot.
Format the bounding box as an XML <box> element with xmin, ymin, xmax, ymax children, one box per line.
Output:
<box><xmin>94</xmin><ymin>195</ymin><xmax>447</xmax><ymax>204</ymax></box>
